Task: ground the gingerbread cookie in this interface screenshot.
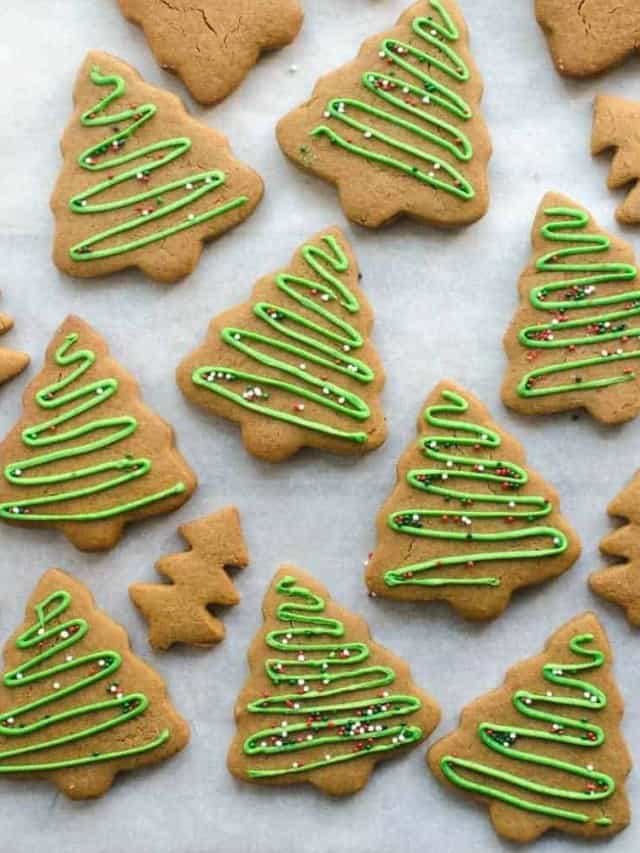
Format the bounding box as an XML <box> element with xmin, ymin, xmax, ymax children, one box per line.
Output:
<box><xmin>117</xmin><ymin>0</ymin><xmax>304</xmax><ymax>105</ymax></box>
<box><xmin>51</xmin><ymin>51</ymin><xmax>263</xmax><ymax>283</ymax></box>
<box><xmin>177</xmin><ymin>226</ymin><xmax>387</xmax><ymax>462</ymax></box>
<box><xmin>536</xmin><ymin>1</ymin><xmax>640</xmax><ymax>78</ymax></box>
<box><xmin>0</xmin><ymin>308</ymin><xmax>29</xmax><ymax>388</ymax></box>
<box><xmin>228</xmin><ymin>566</ymin><xmax>440</xmax><ymax>795</ymax></box>
<box><xmin>277</xmin><ymin>0</ymin><xmax>491</xmax><ymax>229</ymax></box>
<box><xmin>502</xmin><ymin>192</ymin><xmax>640</xmax><ymax>423</ymax></box>
<box><xmin>591</xmin><ymin>471</ymin><xmax>640</xmax><ymax>625</ymax></box>
<box><xmin>366</xmin><ymin>381</ymin><xmax>581</xmax><ymax>620</ymax></box>
<box><xmin>428</xmin><ymin>612</ymin><xmax>631</xmax><ymax>842</ymax></box>
<box><xmin>130</xmin><ymin>507</ymin><xmax>249</xmax><ymax>650</ymax></box>
<box><xmin>0</xmin><ymin>315</ymin><xmax>196</xmax><ymax>552</ymax></box>
<box><xmin>0</xmin><ymin>569</ymin><xmax>189</xmax><ymax>799</ymax></box>
<box><xmin>592</xmin><ymin>94</ymin><xmax>640</xmax><ymax>226</ymax></box>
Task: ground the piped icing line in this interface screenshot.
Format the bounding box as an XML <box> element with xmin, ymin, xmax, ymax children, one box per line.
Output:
<box><xmin>192</xmin><ymin>235</ymin><xmax>376</xmax><ymax>444</ymax></box>
<box><xmin>0</xmin><ymin>589</ymin><xmax>169</xmax><ymax>772</ymax></box>
<box><xmin>518</xmin><ymin>206</ymin><xmax>640</xmax><ymax>399</ymax></box>
<box><xmin>384</xmin><ymin>389</ymin><xmax>567</xmax><ymax>589</ymax></box>
<box><xmin>68</xmin><ymin>66</ymin><xmax>248</xmax><ymax>261</ymax></box>
<box><xmin>441</xmin><ymin>633</ymin><xmax>616</xmax><ymax>826</ymax></box>
<box><xmin>0</xmin><ymin>331</ymin><xmax>185</xmax><ymax>522</ymax></box>
<box><xmin>311</xmin><ymin>0</ymin><xmax>475</xmax><ymax>199</ymax></box>
<box><xmin>243</xmin><ymin>576</ymin><xmax>423</xmax><ymax>778</ymax></box>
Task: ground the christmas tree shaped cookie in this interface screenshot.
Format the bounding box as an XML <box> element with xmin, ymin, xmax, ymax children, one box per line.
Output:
<box><xmin>428</xmin><ymin>613</ymin><xmax>632</xmax><ymax>842</ymax></box>
<box><xmin>277</xmin><ymin>0</ymin><xmax>491</xmax><ymax>229</ymax></box>
<box><xmin>0</xmin><ymin>308</ymin><xmax>29</xmax><ymax>388</ymax></box>
<box><xmin>130</xmin><ymin>507</ymin><xmax>249</xmax><ymax>649</ymax></box>
<box><xmin>51</xmin><ymin>51</ymin><xmax>263</xmax><ymax>283</ymax></box>
<box><xmin>502</xmin><ymin>192</ymin><xmax>640</xmax><ymax>423</ymax></box>
<box><xmin>536</xmin><ymin>1</ymin><xmax>640</xmax><ymax>78</ymax></box>
<box><xmin>117</xmin><ymin>0</ymin><xmax>304</xmax><ymax>105</ymax></box>
<box><xmin>366</xmin><ymin>381</ymin><xmax>580</xmax><ymax>620</ymax></box>
<box><xmin>177</xmin><ymin>227</ymin><xmax>387</xmax><ymax>462</ymax></box>
<box><xmin>590</xmin><ymin>472</ymin><xmax>640</xmax><ymax>625</ymax></box>
<box><xmin>228</xmin><ymin>566</ymin><xmax>440</xmax><ymax>795</ymax></box>
<box><xmin>0</xmin><ymin>569</ymin><xmax>189</xmax><ymax>799</ymax></box>
<box><xmin>0</xmin><ymin>315</ymin><xmax>196</xmax><ymax>552</ymax></box>
<box><xmin>593</xmin><ymin>95</ymin><xmax>640</xmax><ymax>226</ymax></box>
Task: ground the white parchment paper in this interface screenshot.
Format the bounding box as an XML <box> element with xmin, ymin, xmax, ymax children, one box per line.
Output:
<box><xmin>1</xmin><ymin>1</ymin><xmax>639</xmax><ymax>851</ymax></box>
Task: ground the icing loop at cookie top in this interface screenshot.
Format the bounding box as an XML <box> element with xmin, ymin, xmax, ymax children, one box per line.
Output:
<box><xmin>192</xmin><ymin>235</ymin><xmax>376</xmax><ymax>444</ymax></box>
<box><xmin>0</xmin><ymin>331</ymin><xmax>185</xmax><ymax>522</ymax></box>
<box><xmin>518</xmin><ymin>207</ymin><xmax>640</xmax><ymax>399</ymax></box>
<box><xmin>0</xmin><ymin>589</ymin><xmax>168</xmax><ymax>772</ymax></box>
<box><xmin>243</xmin><ymin>576</ymin><xmax>424</xmax><ymax>778</ymax></box>
<box><xmin>441</xmin><ymin>633</ymin><xmax>616</xmax><ymax>826</ymax></box>
<box><xmin>68</xmin><ymin>66</ymin><xmax>248</xmax><ymax>260</ymax></box>
<box><xmin>384</xmin><ymin>389</ymin><xmax>567</xmax><ymax>589</ymax></box>
<box><xmin>311</xmin><ymin>0</ymin><xmax>475</xmax><ymax>199</ymax></box>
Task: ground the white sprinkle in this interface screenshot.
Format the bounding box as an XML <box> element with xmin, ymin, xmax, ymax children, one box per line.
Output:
<box><xmin>37</xmin><ymin>628</ymin><xmax>44</xmax><ymax>636</ymax></box>
<box><xmin>323</xmin><ymin>111</ymin><xmax>330</xmax><ymax>118</ymax></box>
<box><xmin>60</xmin><ymin>630</ymin><xmax>69</xmax><ymax>639</ymax></box>
<box><xmin>53</xmin><ymin>682</ymin><xmax>61</xmax><ymax>690</ymax></box>
<box><xmin>65</xmin><ymin>655</ymin><xmax>74</xmax><ymax>662</ymax></box>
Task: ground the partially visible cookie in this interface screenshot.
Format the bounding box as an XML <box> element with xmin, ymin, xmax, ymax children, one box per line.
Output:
<box><xmin>502</xmin><ymin>192</ymin><xmax>640</xmax><ymax>423</ymax></box>
<box><xmin>177</xmin><ymin>226</ymin><xmax>387</xmax><ymax>462</ymax></box>
<box><xmin>592</xmin><ymin>94</ymin><xmax>640</xmax><ymax>225</ymax></box>
<box><xmin>277</xmin><ymin>0</ymin><xmax>491</xmax><ymax>228</ymax></box>
<box><xmin>0</xmin><ymin>307</ymin><xmax>29</xmax><ymax>388</ymax></box>
<box><xmin>0</xmin><ymin>568</ymin><xmax>190</xmax><ymax>799</ymax></box>
<box><xmin>590</xmin><ymin>471</ymin><xmax>640</xmax><ymax>625</ymax></box>
<box><xmin>130</xmin><ymin>507</ymin><xmax>249</xmax><ymax>650</ymax></box>
<box><xmin>536</xmin><ymin>1</ymin><xmax>640</xmax><ymax>77</ymax></box>
<box><xmin>428</xmin><ymin>612</ymin><xmax>632</xmax><ymax>842</ymax></box>
<box><xmin>51</xmin><ymin>51</ymin><xmax>263</xmax><ymax>283</ymax></box>
<box><xmin>0</xmin><ymin>315</ymin><xmax>196</xmax><ymax>552</ymax></box>
<box><xmin>366</xmin><ymin>380</ymin><xmax>580</xmax><ymax>620</ymax></box>
<box><xmin>228</xmin><ymin>566</ymin><xmax>441</xmax><ymax>795</ymax></box>
<box><xmin>118</xmin><ymin>0</ymin><xmax>304</xmax><ymax>104</ymax></box>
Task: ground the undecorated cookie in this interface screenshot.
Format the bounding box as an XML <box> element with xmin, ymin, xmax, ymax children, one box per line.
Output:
<box><xmin>0</xmin><ymin>315</ymin><xmax>196</xmax><ymax>552</ymax></box>
<box><xmin>228</xmin><ymin>566</ymin><xmax>441</xmax><ymax>795</ymax></box>
<box><xmin>592</xmin><ymin>94</ymin><xmax>640</xmax><ymax>226</ymax></box>
<box><xmin>536</xmin><ymin>0</ymin><xmax>640</xmax><ymax>77</ymax></box>
<box><xmin>277</xmin><ymin>0</ymin><xmax>491</xmax><ymax>229</ymax></box>
<box><xmin>177</xmin><ymin>226</ymin><xmax>387</xmax><ymax>462</ymax></box>
<box><xmin>429</xmin><ymin>612</ymin><xmax>632</xmax><ymax>842</ymax></box>
<box><xmin>118</xmin><ymin>0</ymin><xmax>304</xmax><ymax>104</ymax></box>
<box><xmin>51</xmin><ymin>51</ymin><xmax>263</xmax><ymax>283</ymax></box>
<box><xmin>0</xmin><ymin>569</ymin><xmax>190</xmax><ymax>799</ymax></box>
<box><xmin>502</xmin><ymin>192</ymin><xmax>640</xmax><ymax>423</ymax></box>
<box><xmin>591</xmin><ymin>471</ymin><xmax>640</xmax><ymax>625</ymax></box>
<box><xmin>130</xmin><ymin>507</ymin><xmax>249</xmax><ymax>649</ymax></box>
<box><xmin>0</xmin><ymin>307</ymin><xmax>29</xmax><ymax>388</ymax></box>
<box><xmin>366</xmin><ymin>381</ymin><xmax>580</xmax><ymax>620</ymax></box>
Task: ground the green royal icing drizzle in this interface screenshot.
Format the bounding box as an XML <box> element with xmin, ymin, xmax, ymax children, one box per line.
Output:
<box><xmin>68</xmin><ymin>66</ymin><xmax>248</xmax><ymax>261</ymax></box>
<box><xmin>518</xmin><ymin>207</ymin><xmax>640</xmax><ymax>398</ymax></box>
<box><xmin>0</xmin><ymin>589</ymin><xmax>169</xmax><ymax>772</ymax></box>
<box><xmin>384</xmin><ymin>389</ymin><xmax>567</xmax><ymax>589</ymax></box>
<box><xmin>0</xmin><ymin>332</ymin><xmax>185</xmax><ymax>522</ymax></box>
<box><xmin>441</xmin><ymin>633</ymin><xmax>616</xmax><ymax>826</ymax></box>
<box><xmin>244</xmin><ymin>576</ymin><xmax>423</xmax><ymax>778</ymax></box>
<box><xmin>311</xmin><ymin>0</ymin><xmax>475</xmax><ymax>200</ymax></box>
<box><xmin>192</xmin><ymin>235</ymin><xmax>375</xmax><ymax>445</ymax></box>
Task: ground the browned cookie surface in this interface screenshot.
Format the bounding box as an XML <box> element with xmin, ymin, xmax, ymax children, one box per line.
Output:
<box><xmin>51</xmin><ymin>51</ymin><xmax>263</xmax><ymax>283</ymax></box>
<box><xmin>592</xmin><ymin>94</ymin><xmax>640</xmax><ymax>226</ymax></box>
<box><xmin>0</xmin><ymin>309</ymin><xmax>29</xmax><ymax>388</ymax></box>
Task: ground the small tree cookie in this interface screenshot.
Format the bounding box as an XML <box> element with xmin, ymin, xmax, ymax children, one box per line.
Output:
<box><xmin>130</xmin><ymin>507</ymin><xmax>249</xmax><ymax>649</ymax></box>
<box><xmin>366</xmin><ymin>381</ymin><xmax>581</xmax><ymax>620</ymax></box>
<box><xmin>228</xmin><ymin>566</ymin><xmax>440</xmax><ymax>795</ymax></box>
<box><xmin>502</xmin><ymin>192</ymin><xmax>640</xmax><ymax>423</ymax></box>
<box><xmin>0</xmin><ymin>309</ymin><xmax>29</xmax><ymax>388</ymax></box>
<box><xmin>118</xmin><ymin>0</ymin><xmax>304</xmax><ymax>105</ymax></box>
<box><xmin>0</xmin><ymin>569</ymin><xmax>190</xmax><ymax>799</ymax></box>
<box><xmin>177</xmin><ymin>226</ymin><xmax>387</xmax><ymax>462</ymax></box>
<box><xmin>0</xmin><ymin>315</ymin><xmax>196</xmax><ymax>552</ymax></box>
<box><xmin>429</xmin><ymin>612</ymin><xmax>631</xmax><ymax>842</ymax></box>
<box><xmin>51</xmin><ymin>51</ymin><xmax>263</xmax><ymax>283</ymax></box>
<box><xmin>592</xmin><ymin>94</ymin><xmax>640</xmax><ymax>225</ymax></box>
<box><xmin>277</xmin><ymin>0</ymin><xmax>491</xmax><ymax>229</ymax></box>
